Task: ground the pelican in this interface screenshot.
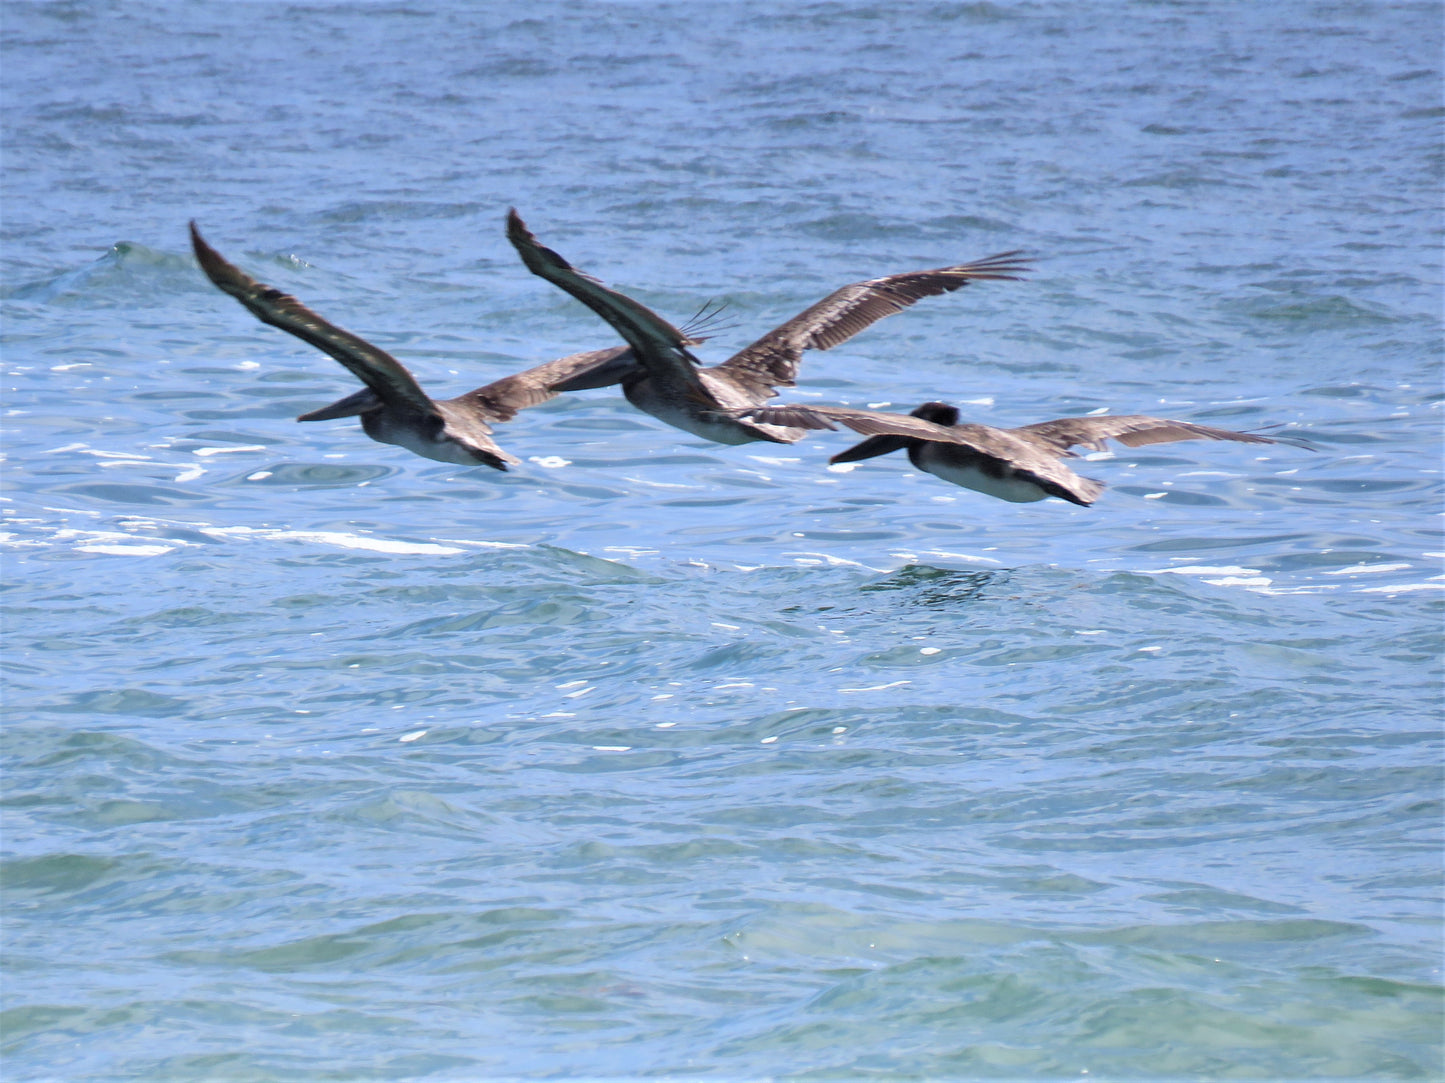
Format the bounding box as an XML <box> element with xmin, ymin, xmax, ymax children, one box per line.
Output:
<box><xmin>190</xmin><ymin>222</ymin><xmax>641</xmax><ymax>470</ymax></box>
<box><xmin>734</xmin><ymin>401</ymin><xmax>1312</xmax><ymax>506</ymax></box>
<box><xmin>505</xmin><ymin>210</ymin><xmax>1028</xmax><ymax>445</ymax></box>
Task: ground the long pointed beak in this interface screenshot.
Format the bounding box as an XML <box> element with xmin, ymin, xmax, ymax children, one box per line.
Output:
<box><xmin>547</xmin><ymin>347</ymin><xmax>644</xmax><ymax>393</ymax></box>
<box><xmin>830</xmin><ymin>433</ymin><xmax>912</xmax><ymax>463</ymax></box>
<box><xmin>297</xmin><ymin>387</ymin><xmax>383</xmax><ymax>421</ymax></box>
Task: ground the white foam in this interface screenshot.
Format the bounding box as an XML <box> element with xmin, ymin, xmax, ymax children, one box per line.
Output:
<box><xmin>914</xmin><ymin>549</ymin><xmax>1005</xmax><ymax>566</ymax></box>
<box><xmin>1146</xmin><ymin>565</ymin><xmax>1262</xmax><ymax>577</ymax></box>
<box><xmin>202</xmin><ymin>525</ymin><xmax>466</xmax><ymax>555</ymax></box>
<box><xmin>75</xmin><ymin>543</ymin><xmax>176</xmax><ymax>557</ymax></box>
<box><xmin>788</xmin><ymin>551</ymin><xmax>889</xmax><ymax>571</ymax></box>
<box><xmin>194</xmin><ymin>445</ymin><xmax>266</xmax><ymax>457</ymax></box>
<box><xmin>1203</xmin><ymin>576</ymin><xmax>1273</xmax><ymax>588</ymax></box>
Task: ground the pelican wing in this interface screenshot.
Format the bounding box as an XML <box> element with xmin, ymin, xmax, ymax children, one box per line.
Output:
<box><xmin>735</xmin><ymin>403</ymin><xmax>963</xmax><ymax>441</ymax></box>
<box><xmin>1015</xmin><ymin>415</ymin><xmax>1298</xmax><ymax>453</ymax></box>
<box><xmin>741</xmin><ymin>403</ymin><xmax>1080</xmax><ymax>463</ymax></box>
<box><xmin>190</xmin><ymin>223</ymin><xmax>436</xmax><ymax>418</ymax></box>
<box><xmin>717</xmin><ymin>252</ymin><xmax>1030</xmax><ymax>398</ymax></box>
<box><xmin>450</xmin><ymin>345</ymin><xmax>638</xmax><ymax>422</ymax></box>
<box><xmin>506</xmin><ymin>211</ymin><xmax>705</xmax><ymax>397</ymax></box>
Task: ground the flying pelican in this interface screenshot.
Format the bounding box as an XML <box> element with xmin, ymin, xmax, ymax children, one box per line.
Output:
<box><xmin>505</xmin><ymin>210</ymin><xmax>1028</xmax><ymax>445</ymax></box>
<box><xmin>190</xmin><ymin>222</ymin><xmax>642</xmax><ymax>470</ymax></box>
<box><xmin>733</xmin><ymin>401</ymin><xmax>1311</xmax><ymax>506</ymax></box>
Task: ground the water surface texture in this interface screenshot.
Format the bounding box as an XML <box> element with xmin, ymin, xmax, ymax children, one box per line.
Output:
<box><xmin>3</xmin><ymin>2</ymin><xmax>1441</xmax><ymax>1079</ymax></box>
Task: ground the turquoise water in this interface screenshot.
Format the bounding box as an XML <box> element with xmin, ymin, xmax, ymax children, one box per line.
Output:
<box><xmin>2</xmin><ymin>2</ymin><xmax>1441</xmax><ymax>1079</ymax></box>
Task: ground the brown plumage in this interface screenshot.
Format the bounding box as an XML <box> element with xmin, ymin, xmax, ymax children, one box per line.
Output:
<box><xmin>736</xmin><ymin>401</ymin><xmax>1311</xmax><ymax>506</ymax></box>
<box><xmin>506</xmin><ymin>210</ymin><xmax>1028</xmax><ymax>445</ymax></box>
<box><xmin>190</xmin><ymin>222</ymin><xmax>634</xmax><ymax>470</ymax></box>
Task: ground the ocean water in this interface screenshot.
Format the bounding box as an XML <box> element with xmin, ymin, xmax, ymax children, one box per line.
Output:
<box><xmin>2</xmin><ymin>2</ymin><xmax>1441</xmax><ymax>1079</ymax></box>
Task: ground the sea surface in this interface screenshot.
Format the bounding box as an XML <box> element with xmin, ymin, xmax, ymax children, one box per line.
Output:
<box><xmin>2</xmin><ymin>2</ymin><xmax>1441</xmax><ymax>1080</ymax></box>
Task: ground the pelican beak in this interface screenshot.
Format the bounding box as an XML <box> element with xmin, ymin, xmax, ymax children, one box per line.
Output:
<box><xmin>297</xmin><ymin>387</ymin><xmax>383</xmax><ymax>421</ymax></box>
<box><xmin>830</xmin><ymin>434</ymin><xmax>912</xmax><ymax>463</ymax></box>
<box><xmin>547</xmin><ymin>348</ymin><xmax>643</xmax><ymax>393</ymax></box>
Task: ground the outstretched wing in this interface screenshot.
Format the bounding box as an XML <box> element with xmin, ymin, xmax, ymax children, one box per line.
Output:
<box><xmin>733</xmin><ymin>403</ymin><xmax>963</xmax><ymax>440</ymax></box>
<box><xmin>506</xmin><ymin>210</ymin><xmax>706</xmax><ymax>398</ymax></box>
<box><xmin>190</xmin><ymin>222</ymin><xmax>437</xmax><ymax>418</ymax></box>
<box><xmin>717</xmin><ymin>252</ymin><xmax>1029</xmax><ymax>399</ymax></box>
<box><xmin>1015</xmin><ymin>415</ymin><xmax>1307</xmax><ymax>453</ymax></box>
<box><xmin>450</xmin><ymin>345</ymin><xmax>639</xmax><ymax>422</ymax></box>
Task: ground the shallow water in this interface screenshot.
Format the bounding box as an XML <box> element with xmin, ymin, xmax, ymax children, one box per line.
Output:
<box><xmin>2</xmin><ymin>2</ymin><xmax>1442</xmax><ymax>1079</ymax></box>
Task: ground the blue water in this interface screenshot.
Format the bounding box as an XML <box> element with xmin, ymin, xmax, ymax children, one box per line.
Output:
<box><xmin>3</xmin><ymin>2</ymin><xmax>1441</xmax><ymax>1079</ymax></box>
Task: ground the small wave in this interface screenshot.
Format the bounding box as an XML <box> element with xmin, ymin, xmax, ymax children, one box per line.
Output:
<box><xmin>1232</xmin><ymin>293</ymin><xmax>1397</xmax><ymax>326</ymax></box>
<box><xmin>1</xmin><ymin>514</ymin><xmax>530</xmax><ymax>560</ymax></box>
<box><xmin>6</xmin><ymin>242</ymin><xmax>198</xmax><ymax>306</ymax></box>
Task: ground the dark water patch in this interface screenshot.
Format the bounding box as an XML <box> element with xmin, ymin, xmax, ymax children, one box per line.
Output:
<box><xmin>1231</xmin><ymin>293</ymin><xmax>1398</xmax><ymax>326</ymax></box>
<box><xmin>31</xmin><ymin>689</ymin><xmax>192</xmax><ymax>719</ymax></box>
<box><xmin>1121</xmin><ymin>169</ymin><xmax>1241</xmax><ymax>189</ymax></box>
<box><xmin>1298</xmin><ymin>382</ymin><xmax>1401</xmax><ymax>399</ymax></box>
<box><xmin>1256</xmin><ymin>475</ymin><xmax>1432</xmax><ymax>496</ymax></box>
<box><xmin>316</xmin><ymin>200</ymin><xmax>485</xmax><ymax>224</ymax></box>
<box><xmin>1124</xmin><ymin>531</ymin><xmax>1327</xmax><ymax>554</ymax></box>
<box><xmin>173</xmin><ymin>429</ymin><xmax>290</xmax><ymax>446</ymax></box>
<box><xmin>181</xmin><ymin>405</ymin><xmax>326</xmax><ymax>421</ymax></box>
<box><xmin>116</xmin><ymin>606</ymin><xmax>251</xmax><ymax>630</ymax></box>
<box><xmin>1071</xmin><ymin>918</ymin><xmax>1372</xmax><ymax>950</ymax></box>
<box><xmin>1</xmin><ymin>853</ymin><xmax>127</xmax><ymax>896</ymax></box>
<box><xmin>798</xmin><ymin>212</ymin><xmax>897</xmax><ymax>242</ymax></box>
<box><xmin>1113</xmin><ymin>486</ymin><xmax>1227</xmax><ymax>506</ymax></box>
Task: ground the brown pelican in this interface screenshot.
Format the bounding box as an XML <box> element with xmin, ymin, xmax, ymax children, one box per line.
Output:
<box><xmin>734</xmin><ymin>401</ymin><xmax>1312</xmax><ymax>506</ymax></box>
<box><xmin>190</xmin><ymin>222</ymin><xmax>640</xmax><ymax>470</ymax></box>
<box><xmin>505</xmin><ymin>210</ymin><xmax>1028</xmax><ymax>445</ymax></box>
